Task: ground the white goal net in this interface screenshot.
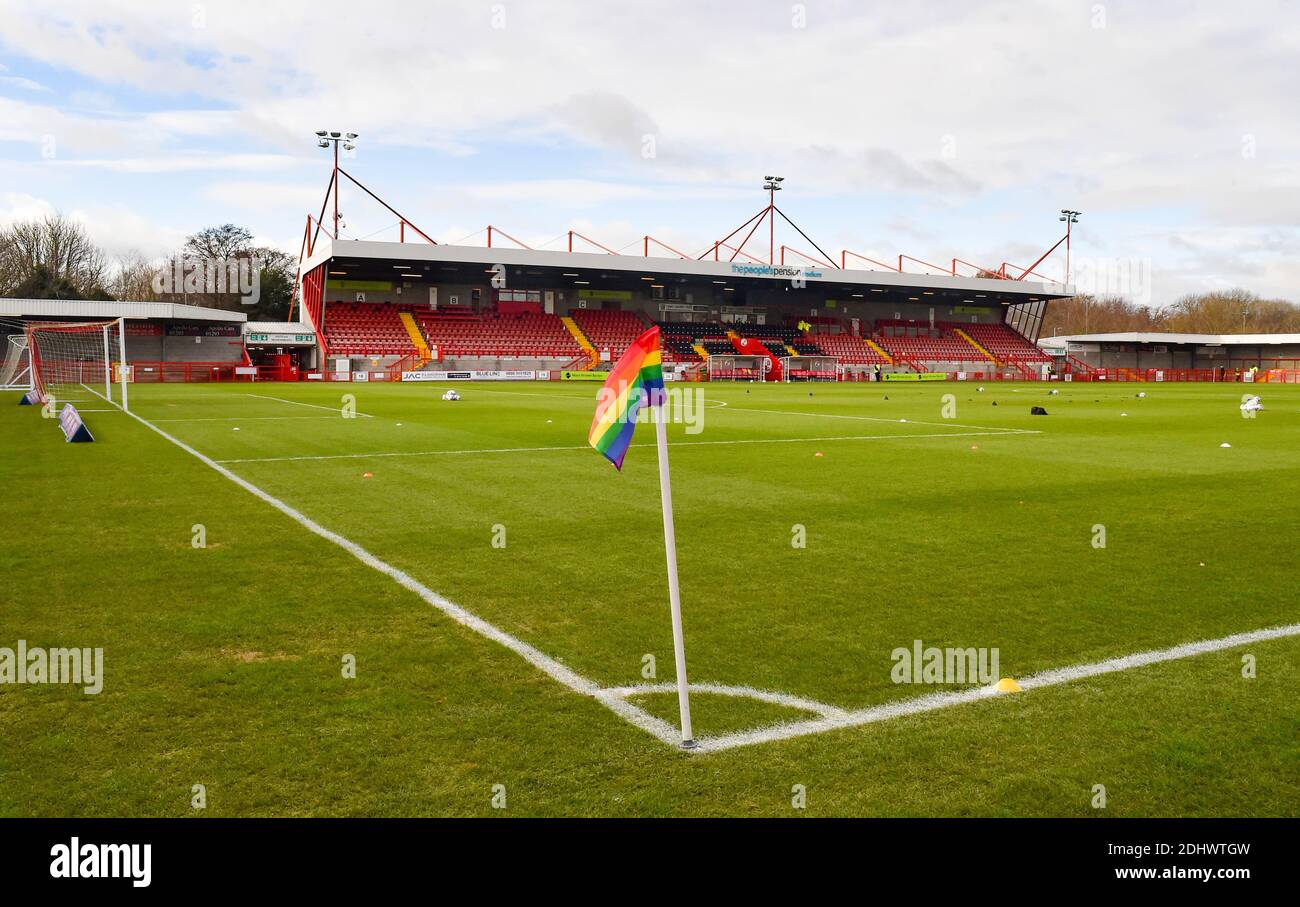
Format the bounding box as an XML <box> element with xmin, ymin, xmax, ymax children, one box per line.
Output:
<box><xmin>23</xmin><ymin>320</ymin><xmax>129</xmax><ymax>410</ymax></box>
<box><xmin>0</xmin><ymin>330</ymin><xmax>30</xmax><ymax>390</ymax></box>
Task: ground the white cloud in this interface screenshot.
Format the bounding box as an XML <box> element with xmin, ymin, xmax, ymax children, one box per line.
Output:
<box><xmin>67</xmin><ymin>204</ymin><xmax>189</xmax><ymax>259</ymax></box>
<box><xmin>0</xmin><ymin>191</ymin><xmax>58</xmax><ymax>225</ymax></box>
<box><xmin>201</xmin><ymin>180</ymin><xmax>324</xmax><ymax>211</ymax></box>
<box><xmin>0</xmin><ymin>0</ymin><xmax>1297</xmax><ymax>301</ymax></box>
<box><xmin>0</xmin><ymin>190</ymin><xmax>185</xmax><ymax>259</ymax></box>
<box><xmin>1</xmin><ymin>75</ymin><xmax>49</xmax><ymax>92</ymax></box>
<box><xmin>52</xmin><ymin>152</ymin><xmax>299</xmax><ymax>173</ymax></box>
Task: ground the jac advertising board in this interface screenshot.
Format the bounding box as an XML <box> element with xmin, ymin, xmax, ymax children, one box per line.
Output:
<box><xmin>401</xmin><ymin>370</ymin><xmax>539</xmax><ymax>382</ymax></box>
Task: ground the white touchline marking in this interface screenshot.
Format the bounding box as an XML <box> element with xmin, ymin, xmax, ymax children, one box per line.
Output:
<box><xmin>215</xmin><ymin>430</ymin><xmax>1037</xmax><ymax>464</ymax></box>
<box><xmin>243</xmin><ymin>393</ymin><xmax>374</xmax><ymax>418</ymax></box>
<box><xmin>148</xmin><ymin>415</ymin><xmax>360</xmax><ymax>423</ymax></box>
<box><xmin>689</xmin><ymin>622</ymin><xmax>1300</xmax><ymax>754</ymax></box>
<box><xmin>83</xmin><ymin>385</ymin><xmax>1300</xmax><ymax>755</ymax></box>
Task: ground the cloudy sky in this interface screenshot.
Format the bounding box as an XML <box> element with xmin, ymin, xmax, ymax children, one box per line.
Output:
<box><xmin>0</xmin><ymin>0</ymin><xmax>1296</xmax><ymax>304</ymax></box>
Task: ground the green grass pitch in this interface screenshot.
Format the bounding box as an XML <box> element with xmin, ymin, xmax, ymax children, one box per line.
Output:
<box><xmin>1</xmin><ymin>379</ymin><xmax>1297</xmax><ymax>816</ymax></box>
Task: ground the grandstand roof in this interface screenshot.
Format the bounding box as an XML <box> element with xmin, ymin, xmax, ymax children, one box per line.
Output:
<box><xmin>0</xmin><ymin>299</ymin><xmax>246</xmax><ymax>322</ymax></box>
<box><xmin>306</xmin><ymin>238</ymin><xmax>1071</xmax><ymax>305</ymax></box>
<box><xmin>1041</xmin><ymin>331</ymin><xmax>1300</xmax><ymax>346</ymax></box>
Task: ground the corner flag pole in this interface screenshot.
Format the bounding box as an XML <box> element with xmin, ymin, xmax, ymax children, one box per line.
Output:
<box><xmin>653</xmin><ymin>401</ymin><xmax>694</xmax><ymax>748</ymax></box>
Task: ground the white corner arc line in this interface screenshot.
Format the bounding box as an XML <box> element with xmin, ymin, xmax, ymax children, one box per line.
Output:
<box><xmin>690</xmin><ymin>622</ymin><xmax>1300</xmax><ymax>754</ymax></box>
<box><xmin>607</xmin><ymin>681</ymin><xmax>847</xmax><ymax>720</ymax></box>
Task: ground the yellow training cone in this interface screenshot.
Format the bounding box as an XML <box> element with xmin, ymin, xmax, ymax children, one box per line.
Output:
<box><xmin>995</xmin><ymin>677</ymin><xmax>1022</xmax><ymax>693</ymax></box>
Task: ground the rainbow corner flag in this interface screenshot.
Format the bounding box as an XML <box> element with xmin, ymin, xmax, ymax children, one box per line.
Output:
<box><xmin>587</xmin><ymin>326</ymin><xmax>666</xmax><ymax>470</ymax></box>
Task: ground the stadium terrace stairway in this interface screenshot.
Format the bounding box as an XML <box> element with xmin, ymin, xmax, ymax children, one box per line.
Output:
<box><xmin>959</xmin><ymin>322</ymin><xmax>1052</xmax><ymax>364</ymax></box>
<box><xmin>561</xmin><ymin>316</ymin><xmax>599</xmax><ymax>368</ymax></box>
<box><xmin>573</xmin><ymin>309</ymin><xmax>649</xmax><ymax>363</ymax></box>
<box><xmin>812</xmin><ymin>333</ymin><xmax>890</xmax><ymax>365</ymax></box>
<box><xmin>323</xmin><ymin>302</ymin><xmax>586</xmax><ymax>362</ymax></box>
<box><xmin>415</xmin><ymin>311</ymin><xmax>582</xmax><ymax>360</ymax></box>
<box><xmin>950</xmin><ymin>327</ymin><xmax>996</xmax><ymax>363</ymax></box>
<box><xmin>323</xmin><ymin>302</ymin><xmax>420</xmax><ymax>357</ymax></box>
<box><xmin>872</xmin><ymin>319</ymin><xmax>1005</xmax><ymax>372</ymax></box>
<box><xmin>1066</xmin><ymin>353</ymin><xmax>1096</xmax><ymax>376</ymax></box>
<box><xmin>864</xmin><ymin>337</ymin><xmax>893</xmax><ymax>364</ymax></box>
<box><xmin>398</xmin><ymin>312</ymin><xmax>431</xmax><ymax>367</ymax></box>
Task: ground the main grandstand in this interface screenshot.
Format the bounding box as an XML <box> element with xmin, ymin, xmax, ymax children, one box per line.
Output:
<box><xmin>286</xmin><ymin>163</ymin><xmax>1071</xmax><ymax>384</ymax></box>
<box><xmin>0</xmin><ymin>166</ymin><xmax>1073</xmax><ymax>388</ymax></box>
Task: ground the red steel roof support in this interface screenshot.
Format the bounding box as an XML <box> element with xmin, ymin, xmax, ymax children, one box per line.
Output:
<box><xmin>643</xmin><ymin>236</ymin><xmax>692</xmax><ymax>259</ymax></box>
<box><xmin>841</xmin><ymin>249</ymin><xmax>901</xmax><ymax>272</ymax></box>
<box><xmin>899</xmin><ymin>254</ymin><xmax>952</xmax><ymax>276</ymax></box>
<box><xmin>567</xmin><ymin>230</ymin><xmax>620</xmax><ymax>255</ymax></box>
<box><xmin>486</xmin><ymin>226</ymin><xmax>532</xmax><ymax>250</ymax></box>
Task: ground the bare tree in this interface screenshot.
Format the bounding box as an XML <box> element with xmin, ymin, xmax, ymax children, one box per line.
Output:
<box><xmin>1161</xmin><ymin>289</ymin><xmax>1300</xmax><ymax>333</ymax></box>
<box><xmin>1040</xmin><ymin>289</ymin><xmax>1300</xmax><ymax>336</ymax></box>
<box><xmin>156</xmin><ymin>224</ymin><xmax>294</xmax><ymax>317</ymax></box>
<box><xmin>110</xmin><ymin>251</ymin><xmax>162</xmax><ymax>301</ymax></box>
<box><xmin>0</xmin><ymin>213</ymin><xmax>109</xmax><ymax>298</ymax></box>
<box><xmin>1040</xmin><ymin>294</ymin><xmax>1161</xmax><ymax>336</ymax></box>
<box><xmin>184</xmin><ymin>224</ymin><xmax>254</xmax><ymax>262</ymax></box>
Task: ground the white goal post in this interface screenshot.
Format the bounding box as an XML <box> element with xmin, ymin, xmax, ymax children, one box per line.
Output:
<box><xmin>23</xmin><ymin>318</ymin><xmax>130</xmax><ymax>412</ymax></box>
<box><xmin>0</xmin><ymin>331</ymin><xmax>31</xmax><ymax>390</ymax></box>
